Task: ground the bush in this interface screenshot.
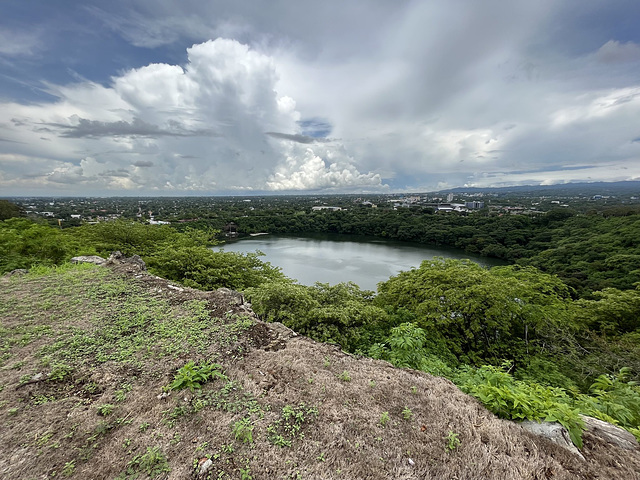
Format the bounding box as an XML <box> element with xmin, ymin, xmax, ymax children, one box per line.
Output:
<box><xmin>169</xmin><ymin>361</ymin><xmax>226</xmax><ymax>392</ymax></box>
<box><xmin>454</xmin><ymin>364</ymin><xmax>585</xmax><ymax>448</ymax></box>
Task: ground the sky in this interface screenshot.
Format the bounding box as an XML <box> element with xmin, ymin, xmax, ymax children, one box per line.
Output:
<box><xmin>1</xmin><ymin>1</ymin><xmax>639</xmax><ymax>196</ymax></box>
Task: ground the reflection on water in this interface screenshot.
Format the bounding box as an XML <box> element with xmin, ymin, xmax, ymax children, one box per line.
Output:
<box><xmin>216</xmin><ymin>234</ymin><xmax>507</xmax><ymax>291</ymax></box>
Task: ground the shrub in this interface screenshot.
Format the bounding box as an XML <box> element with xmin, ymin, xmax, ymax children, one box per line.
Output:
<box><xmin>169</xmin><ymin>361</ymin><xmax>226</xmax><ymax>392</ymax></box>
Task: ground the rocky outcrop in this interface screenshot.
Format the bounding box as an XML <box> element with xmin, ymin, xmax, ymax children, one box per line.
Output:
<box><xmin>520</xmin><ymin>420</ymin><xmax>585</xmax><ymax>459</ymax></box>
<box><xmin>104</xmin><ymin>251</ymin><xmax>146</xmax><ymax>272</ymax></box>
<box><xmin>71</xmin><ymin>255</ymin><xmax>106</xmax><ymax>265</ymax></box>
<box><xmin>582</xmin><ymin>415</ymin><xmax>640</xmax><ymax>451</ymax></box>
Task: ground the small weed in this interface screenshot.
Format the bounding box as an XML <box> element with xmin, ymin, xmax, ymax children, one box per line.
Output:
<box><xmin>221</xmin><ymin>443</ymin><xmax>234</xmax><ymax>453</ymax></box>
<box><xmin>379</xmin><ymin>411</ymin><xmax>390</xmax><ymax>427</ymax></box>
<box><xmin>323</xmin><ymin>356</ymin><xmax>330</xmax><ymax>367</ymax></box>
<box><xmin>317</xmin><ymin>452</ymin><xmax>326</xmax><ymax>462</ymax></box>
<box><xmin>337</xmin><ymin>371</ymin><xmax>351</xmax><ymax>382</ymax></box>
<box><xmin>83</xmin><ymin>382</ymin><xmax>100</xmax><ymax>394</ymax></box>
<box><xmin>195</xmin><ymin>441</ymin><xmax>209</xmax><ymax>453</ymax></box>
<box><xmin>123</xmin><ymin>438</ymin><xmax>132</xmax><ymax>449</ymax></box>
<box><xmin>268</xmin><ymin>403</ymin><xmax>318</xmax><ymax>447</ymax></box>
<box><xmin>368</xmin><ymin>380</ymin><xmax>376</xmax><ymax>388</ymax></box>
<box><xmin>35</xmin><ymin>431</ymin><xmax>54</xmax><ymax>447</ymax></box>
<box><xmin>49</xmin><ymin>363</ymin><xmax>73</xmax><ymax>381</ymax></box>
<box><xmin>139</xmin><ymin>422</ymin><xmax>150</xmax><ymax>432</ymax></box>
<box><xmin>61</xmin><ymin>460</ymin><xmax>75</xmax><ymax>477</ymax></box>
<box><xmin>96</xmin><ymin>403</ymin><xmax>114</xmax><ymax>416</ymax></box>
<box><xmin>307</xmin><ymin>377</ymin><xmax>314</xmax><ymax>384</ymax></box>
<box><xmin>115</xmin><ymin>384</ymin><xmax>132</xmax><ymax>402</ymax></box>
<box><xmin>116</xmin><ymin>446</ymin><xmax>170</xmax><ymax>479</ymax></box>
<box><xmin>170</xmin><ymin>433</ymin><xmax>182</xmax><ymax>445</ymax></box>
<box><xmin>268</xmin><ymin>432</ymin><xmax>292</xmax><ymax>448</ymax></box>
<box><xmin>232</xmin><ymin>417</ymin><xmax>254</xmax><ymax>444</ymax></box>
<box><xmin>411</xmin><ymin>386</ymin><xmax>417</xmax><ymax>394</ymax></box>
<box><xmin>402</xmin><ymin>407</ymin><xmax>412</xmax><ymax>420</ymax></box>
<box><xmin>32</xmin><ymin>394</ymin><xmax>55</xmax><ymax>405</ymax></box>
<box><xmin>445</xmin><ymin>431</ymin><xmax>461</xmax><ymax>452</ymax></box>
<box><xmin>239</xmin><ymin>462</ymin><xmax>253</xmax><ymax>480</ymax></box>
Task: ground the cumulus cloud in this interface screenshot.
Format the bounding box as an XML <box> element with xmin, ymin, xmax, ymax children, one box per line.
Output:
<box><xmin>0</xmin><ymin>37</ymin><xmax>383</xmax><ymax>194</ymax></box>
<box><xmin>266</xmin><ymin>144</ymin><xmax>383</xmax><ymax>191</ymax></box>
<box><xmin>1</xmin><ymin>1</ymin><xmax>640</xmax><ymax>194</ymax></box>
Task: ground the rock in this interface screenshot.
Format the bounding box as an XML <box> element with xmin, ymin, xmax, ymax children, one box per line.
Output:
<box><xmin>198</xmin><ymin>458</ymin><xmax>212</xmax><ymax>476</ymax></box>
<box><xmin>157</xmin><ymin>391</ymin><xmax>171</xmax><ymax>400</ymax></box>
<box><xmin>581</xmin><ymin>415</ymin><xmax>639</xmax><ymax>451</ymax></box>
<box><xmin>71</xmin><ymin>255</ymin><xmax>105</xmax><ymax>265</ymax></box>
<box><xmin>105</xmin><ymin>251</ymin><xmax>146</xmax><ymax>271</ymax></box>
<box><xmin>520</xmin><ymin>420</ymin><xmax>585</xmax><ymax>460</ymax></box>
<box><xmin>217</xmin><ymin>287</ymin><xmax>244</xmax><ymax>305</ymax></box>
<box><xmin>8</xmin><ymin>269</ymin><xmax>28</xmax><ymax>276</ymax></box>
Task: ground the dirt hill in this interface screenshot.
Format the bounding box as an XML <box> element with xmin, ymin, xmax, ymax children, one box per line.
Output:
<box><xmin>1</xmin><ymin>257</ymin><xmax>639</xmax><ymax>479</ymax></box>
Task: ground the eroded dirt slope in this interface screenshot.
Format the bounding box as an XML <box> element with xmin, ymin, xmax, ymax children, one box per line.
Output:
<box><xmin>1</xmin><ymin>260</ymin><xmax>639</xmax><ymax>479</ymax></box>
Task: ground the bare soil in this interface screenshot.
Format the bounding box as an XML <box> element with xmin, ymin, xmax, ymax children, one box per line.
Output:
<box><xmin>1</xmin><ymin>260</ymin><xmax>639</xmax><ymax>479</ymax></box>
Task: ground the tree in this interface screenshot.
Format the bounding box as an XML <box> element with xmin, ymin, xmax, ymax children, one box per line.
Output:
<box><xmin>0</xmin><ymin>200</ymin><xmax>22</xmax><ymax>220</ymax></box>
<box><xmin>375</xmin><ymin>258</ymin><xmax>575</xmax><ymax>365</ymax></box>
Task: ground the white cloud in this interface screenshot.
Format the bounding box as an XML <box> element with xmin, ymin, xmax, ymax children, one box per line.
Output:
<box><xmin>2</xmin><ymin>2</ymin><xmax>640</xmax><ymax>194</ymax></box>
<box><xmin>266</xmin><ymin>144</ymin><xmax>383</xmax><ymax>191</ymax></box>
<box><xmin>0</xmin><ymin>28</ymin><xmax>42</xmax><ymax>57</ymax></box>
<box><xmin>0</xmin><ymin>38</ymin><xmax>384</xmax><ymax>194</ymax></box>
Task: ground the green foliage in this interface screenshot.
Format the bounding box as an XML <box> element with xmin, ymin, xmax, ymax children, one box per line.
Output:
<box><xmin>61</xmin><ymin>460</ymin><xmax>75</xmax><ymax>477</ymax></box>
<box><xmin>577</xmin><ymin>369</ymin><xmax>640</xmax><ymax>439</ymax></box>
<box><xmin>0</xmin><ymin>219</ymin><xmax>90</xmax><ymax>273</ymax></box>
<box><xmin>379</xmin><ymin>411</ymin><xmax>390</xmax><ymax>427</ymax></box>
<box><xmin>147</xmin><ymin>246</ymin><xmax>285</xmax><ymax>291</ymax></box>
<box><xmin>445</xmin><ymin>431</ymin><xmax>461</xmax><ymax>452</ymax></box>
<box><xmin>247</xmin><ymin>280</ymin><xmax>389</xmax><ymax>352</ymax></box>
<box><xmin>454</xmin><ymin>364</ymin><xmax>586</xmax><ymax>448</ymax></box>
<box><xmin>0</xmin><ymin>200</ymin><xmax>22</xmax><ymax>220</ymax></box>
<box><xmin>232</xmin><ymin>417</ymin><xmax>254</xmax><ymax>444</ymax></box>
<box><xmin>575</xmin><ymin>286</ymin><xmax>640</xmax><ymax>334</ymax></box>
<box><xmin>75</xmin><ymin>220</ymin><xmax>187</xmax><ymax>257</ymax></box>
<box><xmin>96</xmin><ymin>403</ymin><xmax>114</xmax><ymax>416</ymax></box>
<box><xmin>116</xmin><ymin>446</ymin><xmax>170</xmax><ymax>479</ymax></box>
<box><xmin>267</xmin><ymin>403</ymin><xmax>319</xmax><ymax>447</ymax></box>
<box><xmin>401</xmin><ymin>407</ymin><xmax>412</xmax><ymax>420</ymax></box>
<box><xmin>49</xmin><ymin>363</ymin><xmax>73</xmax><ymax>381</ymax></box>
<box><xmin>376</xmin><ymin>259</ymin><xmax>574</xmax><ymax>365</ymax></box>
<box><xmin>169</xmin><ymin>361</ymin><xmax>226</xmax><ymax>392</ymax></box>
<box><xmin>337</xmin><ymin>371</ymin><xmax>351</xmax><ymax>382</ymax></box>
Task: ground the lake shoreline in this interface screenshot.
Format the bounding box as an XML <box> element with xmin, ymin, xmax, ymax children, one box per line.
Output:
<box><xmin>217</xmin><ymin>233</ymin><xmax>507</xmax><ymax>290</ymax></box>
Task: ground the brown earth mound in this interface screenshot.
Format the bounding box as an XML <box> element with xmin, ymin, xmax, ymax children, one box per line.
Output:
<box><xmin>0</xmin><ymin>258</ymin><xmax>639</xmax><ymax>479</ymax></box>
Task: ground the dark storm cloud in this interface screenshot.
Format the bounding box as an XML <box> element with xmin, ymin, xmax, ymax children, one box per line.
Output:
<box><xmin>48</xmin><ymin>117</ymin><xmax>216</xmax><ymax>139</ymax></box>
<box><xmin>265</xmin><ymin>132</ymin><xmax>328</xmax><ymax>144</ymax></box>
<box><xmin>133</xmin><ymin>160</ymin><xmax>154</xmax><ymax>167</ymax></box>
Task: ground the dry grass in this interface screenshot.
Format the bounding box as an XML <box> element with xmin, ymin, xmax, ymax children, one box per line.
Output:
<box><xmin>1</xmin><ymin>262</ymin><xmax>639</xmax><ymax>479</ymax></box>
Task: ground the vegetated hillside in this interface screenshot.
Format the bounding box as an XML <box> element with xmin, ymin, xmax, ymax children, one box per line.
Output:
<box><xmin>1</xmin><ymin>259</ymin><xmax>639</xmax><ymax>480</ymax></box>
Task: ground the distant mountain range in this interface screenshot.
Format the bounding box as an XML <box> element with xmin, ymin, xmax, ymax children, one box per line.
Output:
<box><xmin>436</xmin><ymin>181</ymin><xmax>640</xmax><ymax>196</ymax></box>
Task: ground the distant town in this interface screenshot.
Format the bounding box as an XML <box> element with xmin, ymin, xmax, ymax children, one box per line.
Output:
<box><xmin>4</xmin><ymin>182</ymin><xmax>640</xmax><ymax>227</ymax></box>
